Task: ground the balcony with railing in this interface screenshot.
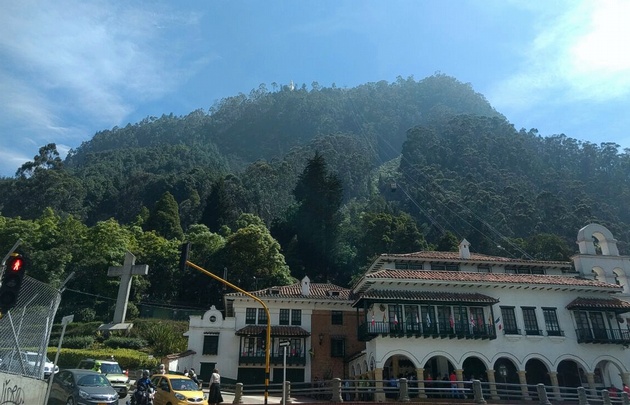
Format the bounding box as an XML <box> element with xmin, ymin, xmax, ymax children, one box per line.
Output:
<box><xmin>524</xmin><ymin>329</ymin><xmax>543</xmax><ymax>336</ymax></box>
<box><xmin>358</xmin><ymin>320</ymin><xmax>496</xmax><ymax>341</ymax></box>
<box><xmin>575</xmin><ymin>327</ymin><xmax>630</xmax><ymax>344</ymax></box>
<box><xmin>239</xmin><ymin>349</ymin><xmax>306</xmax><ymax>365</ymax></box>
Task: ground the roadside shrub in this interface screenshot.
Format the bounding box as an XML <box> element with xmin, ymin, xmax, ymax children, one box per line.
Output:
<box><xmin>50</xmin><ymin>321</ymin><xmax>101</xmax><ymax>341</ymax></box>
<box><xmin>49</xmin><ymin>335</ymin><xmax>95</xmax><ymax>349</ymax></box>
<box><xmin>104</xmin><ymin>337</ymin><xmax>148</xmax><ymax>350</ymax></box>
<box><xmin>138</xmin><ymin>321</ymin><xmax>187</xmax><ymax>357</ymax></box>
<box><xmin>48</xmin><ymin>347</ymin><xmax>160</xmax><ymax>371</ymax></box>
<box><xmin>76</xmin><ymin>307</ymin><xmax>97</xmax><ymax>322</ymax></box>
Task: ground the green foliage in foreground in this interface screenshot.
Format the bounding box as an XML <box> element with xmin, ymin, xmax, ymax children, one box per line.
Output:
<box><xmin>48</xmin><ymin>347</ymin><xmax>160</xmax><ymax>371</ymax></box>
<box><xmin>49</xmin><ymin>319</ymin><xmax>188</xmax><ymax>361</ymax></box>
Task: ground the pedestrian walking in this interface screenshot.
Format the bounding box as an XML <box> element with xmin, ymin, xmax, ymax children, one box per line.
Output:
<box><xmin>209</xmin><ymin>368</ymin><xmax>223</xmax><ymax>405</ymax></box>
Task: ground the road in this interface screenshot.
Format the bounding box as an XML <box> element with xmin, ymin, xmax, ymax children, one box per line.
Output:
<box><xmin>116</xmin><ymin>390</ymin><xmax>303</xmax><ymax>405</ymax></box>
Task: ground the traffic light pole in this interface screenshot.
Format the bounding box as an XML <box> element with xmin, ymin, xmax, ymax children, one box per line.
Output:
<box><xmin>183</xmin><ymin>260</ymin><xmax>272</xmax><ymax>405</ymax></box>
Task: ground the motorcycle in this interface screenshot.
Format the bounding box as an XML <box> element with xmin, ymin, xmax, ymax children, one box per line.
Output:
<box><xmin>127</xmin><ymin>386</ymin><xmax>155</xmax><ymax>405</ymax></box>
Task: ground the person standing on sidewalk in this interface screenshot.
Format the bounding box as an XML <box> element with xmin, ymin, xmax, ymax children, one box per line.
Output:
<box><xmin>208</xmin><ymin>368</ymin><xmax>223</xmax><ymax>405</ymax></box>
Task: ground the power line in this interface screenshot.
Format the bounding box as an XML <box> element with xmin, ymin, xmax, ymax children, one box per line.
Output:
<box><xmin>64</xmin><ymin>288</ymin><xmax>207</xmax><ymax>312</ymax></box>
<box><xmin>344</xmin><ymin>90</ymin><xmax>533</xmax><ymax>259</ymax></box>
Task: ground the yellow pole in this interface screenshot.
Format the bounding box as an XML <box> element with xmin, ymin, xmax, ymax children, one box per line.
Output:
<box><xmin>185</xmin><ymin>261</ymin><xmax>271</xmax><ymax>405</ymax></box>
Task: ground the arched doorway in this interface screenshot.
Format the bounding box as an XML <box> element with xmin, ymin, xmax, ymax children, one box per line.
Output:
<box><xmin>463</xmin><ymin>357</ymin><xmax>487</xmax><ymax>381</ymax></box>
<box><xmin>525</xmin><ymin>358</ymin><xmax>550</xmax><ymax>400</ymax></box>
<box><xmin>557</xmin><ymin>360</ymin><xmax>584</xmax><ymax>388</ymax></box>
<box><xmin>595</xmin><ymin>360</ymin><xmax>624</xmax><ymax>391</ymax></box>
<box><xmin>494</xmin><ymin>358</ymin><xmax>519</xmax><ymax>400</ymax></box>
<box><xmin>423</xmin><ymin>355</ymin><xmax>456</xmax><ymax>399</ymax></box>
<box><xmin>526</xmin><ymin>358</ymin><xmax>550</xmax><ymax>385</ymax></box>
<box><xmin>383</xmin><ymin>354</ymin><xmax>417</xmax><ymax>399</ymax></box>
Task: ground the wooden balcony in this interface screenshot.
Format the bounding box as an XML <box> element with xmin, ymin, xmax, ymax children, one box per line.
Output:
<box><xmin>358</xmin><ymin>321</ymin><xmax>496</xmax><ymax>341</ymax></box>
<box><xmin>575</xmin><ymin>327</ymin><xmax>630</xmax><ymax>344</ymax></box>
<box><xmin>238</xmin><ymin>351</ymin><xmax>306</xmax><ymax>365</ymax></box>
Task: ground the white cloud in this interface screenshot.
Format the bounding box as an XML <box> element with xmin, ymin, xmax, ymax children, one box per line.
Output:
<box><xmin>489</xmin><ymin>0</ymin><xmax>630</xmax><ymax>110</ymax></box>
<box><xmin>0</xmin><ymin>0</ymin><xmax>206</xmax><ymax>176</ymax></box>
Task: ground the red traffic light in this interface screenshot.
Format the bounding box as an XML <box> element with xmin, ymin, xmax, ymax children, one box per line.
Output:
<box><xmin>7</xmin><ymin>257</ymin><xmax>23</xmax><ymax>272</ymax></box>
<box><xmin>1</xmin><ymin>253</ymin><xmax>26</xmax><ymax>313</ymax></box>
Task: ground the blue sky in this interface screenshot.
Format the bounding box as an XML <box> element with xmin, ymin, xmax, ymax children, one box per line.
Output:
<box><xmin>1</xmin><ymin>0</ymin><xmax>629</xmax><ymax>177</ymax></box>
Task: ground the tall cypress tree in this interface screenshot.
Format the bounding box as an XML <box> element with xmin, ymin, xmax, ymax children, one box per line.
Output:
<box><xmin>293</xmin><ymin>152</ymin><xmax>343</xmax><ymax>282</ymax></box>
<box><xmin>200</xmin><ymin>176</ymin><xmax>244</xmax><ymax>233</ymax></box>
<box><xmin>145</xmin><ymin>191</ymin><xmax>184</xmax><ymax>240</ymax></box>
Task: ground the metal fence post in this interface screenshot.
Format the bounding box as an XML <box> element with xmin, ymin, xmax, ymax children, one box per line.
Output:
<box><xmin>577</xmin><ymin>386</ymin><xmax>589</xmax><ymax>405</ymax></box>
<box><xmin>285</xmin><ymin>381</ymin><xmax>292</xmax><ymax>405</ymax></box>
<box><xmin>332</xmin><ymin>378</ymin><xmax>343</xmax><ymax>402</ymax></box>
<box><xmin>622</xmin><ymin>391</ymin><xmax>630</xmax><ymax>405</ymax></box>
<box><xmin>473</xmin><ymin>380</ymin><xmax>487</xmax><ymax>405</ymax></box>
<box><xmin>537</xmin><ymin>384</ymin><xmax>551</xmax><ymax>405</ymax></box>
<box><xmin>602</xmin><ymin>389</ymin><xmax>611</xmax><ymax>405</ymax></box>
<box><xmin>398</xmin><ymin>378</ymin><xmax>409</xmax><ymax>402</ymax></box>
<box><xmin>232</xmin><ymin>382</ymin><xmax>243</xmax><ymax>404</ymax></box>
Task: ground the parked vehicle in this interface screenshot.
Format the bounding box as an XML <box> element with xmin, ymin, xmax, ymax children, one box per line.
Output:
<box><xmin>77</xmin><ymin>358</ymin><xmax>129</xmax><ymax>398</ymax></box>
<box><xmin>0</xmin><ymin>350</ymin><xmax>58</xmax><ymax>378</ymax></box>
<box><xmin>47</xmin><ymin>368</ymin><xmax>118</xmax><ymax>405</ymax></box>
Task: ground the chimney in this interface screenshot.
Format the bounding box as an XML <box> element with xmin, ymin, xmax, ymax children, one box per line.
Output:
<box><xmin>301</xmin><ymin>276</ymin><xmax>311</xmax><ymax>296</ymax></box>
<box><xmin>459</xmin><ymin>239</ymin><xmax>471</xmax><ymax>259</ymax></box>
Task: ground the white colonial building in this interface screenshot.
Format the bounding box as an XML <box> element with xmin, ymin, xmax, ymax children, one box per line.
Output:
<box><xmin>183</xmin><ymin>277</ymin><xmax>361</xmax><ymax>385</ymax></box>
<box><xmin>348</xmin><ymin>224</ymin><xmax>630</xmax><ymax>401</ymax></box>
<box><xmin>183</xmin><ymin>223</ymin><xmax>630</xmax><ymax>401</ymax></box>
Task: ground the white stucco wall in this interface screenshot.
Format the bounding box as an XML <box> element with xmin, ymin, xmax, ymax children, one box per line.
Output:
<box><xmin>366</xmin><ymin>285</ymin><xmax>629</xmax><ymax>373</ymax></box>
<box><xmin>0</xmin><ymin>373</ymin><xmax>47</xmax><ymax>405</ymax></box>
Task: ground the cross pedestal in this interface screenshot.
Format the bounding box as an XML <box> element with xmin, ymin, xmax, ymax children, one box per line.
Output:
<box><xmin>98</xmin><ymin>251</ymin><xmax>149</xmax><ymax>331</ymax></box>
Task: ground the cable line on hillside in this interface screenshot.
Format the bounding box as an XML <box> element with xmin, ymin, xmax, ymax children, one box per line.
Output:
<box><xmin>345</xmin><ymin>92</ymin><xmax>534</xmax><ymax>260</ymax></box>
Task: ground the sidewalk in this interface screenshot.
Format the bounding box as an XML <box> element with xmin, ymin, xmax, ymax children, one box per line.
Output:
<box><xmin>220</xmin><ymin>391</ymin><xmax>326</xmax><ymax>404</ymax></box>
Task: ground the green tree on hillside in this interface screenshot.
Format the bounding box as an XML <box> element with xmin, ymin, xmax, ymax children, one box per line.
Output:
<box><xmin>218</xmin><ymin>214</ymin><xmax>293</xmax><ymax>292</ymax></box>
<box><xmin>200</xmin><ymin>176</ymin><xmax>245</xmax><ymax>233</ymax></box>
<box><xmin>292</xmin><ymin>152</ymin><xmax>343</xmax><ymax>282</ymax></box>
<box><xmin>436</xmin><ymin>231</ymin><xmax>459</xmax><ymax>252</ymax></box>
<box><xmin>145</xmin><ymin>192</ymin><xmax>184</xmax><ymax>240</ymax></box>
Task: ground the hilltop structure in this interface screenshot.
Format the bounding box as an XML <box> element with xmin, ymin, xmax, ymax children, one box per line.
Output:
<box><xmin>183</xmin><ymin>224</ymin><xmax>630</xmax><ymax>400</ymax></box>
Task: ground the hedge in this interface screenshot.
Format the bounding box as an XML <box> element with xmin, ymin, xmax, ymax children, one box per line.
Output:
<box><xmin>47</xmin><ymin>347</ymin><xmax>160</xmax><ymax>371</ymax></box>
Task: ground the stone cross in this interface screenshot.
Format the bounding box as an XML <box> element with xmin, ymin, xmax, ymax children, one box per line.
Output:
<box><xmin>107</xmin><ymin>251</ymin><xmax>149</xmax><ymax>324</ymax></box>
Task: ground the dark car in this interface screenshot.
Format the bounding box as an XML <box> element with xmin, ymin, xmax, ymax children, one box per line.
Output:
<box><xmin>76</xmin><ymin>358</ymin><xmax>129</xmax><ymax>398</ymax></box>
<box><xmin>48</xmin><ymin>369</ymin><xmax>119</xmax><ymax>405</ymax></box>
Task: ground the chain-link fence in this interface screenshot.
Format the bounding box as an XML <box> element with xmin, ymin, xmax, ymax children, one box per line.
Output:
<box><xmin>0</xmin><ymin>275</ymin><xmax>61</xmax><ymax>379</ymax></box>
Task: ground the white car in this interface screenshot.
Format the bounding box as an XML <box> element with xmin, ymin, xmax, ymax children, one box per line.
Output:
<box><xmin>0</xmin><ymin>351</ymin><xmax>58</xmax><ymax>378</ymax></box>
<box><xmin>22</xmin><ymin>351</ymin><xmax>59</xmax><ymax>378</ymax></box>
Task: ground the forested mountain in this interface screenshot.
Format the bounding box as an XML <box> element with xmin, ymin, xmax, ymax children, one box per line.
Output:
<box><xmin>1</xmin><ymin>73</ymin><xmax>629</xmax><ymax>321</ymax></box>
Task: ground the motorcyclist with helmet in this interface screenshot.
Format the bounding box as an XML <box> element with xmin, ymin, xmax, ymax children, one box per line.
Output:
<box><xmin>129</xmin><ymin>370</ymin><xmax>155</xmax><ymax>405</ymax></box>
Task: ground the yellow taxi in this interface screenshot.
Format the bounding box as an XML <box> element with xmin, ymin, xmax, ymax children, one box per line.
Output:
<box><xmin>150</xmin><ymin>373</ymin><xmax>206</xmax><ymax>405</ymax></box>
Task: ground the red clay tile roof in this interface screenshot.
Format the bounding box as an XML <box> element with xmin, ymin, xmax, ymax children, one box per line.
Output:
<box><xmin>566</xmin><ymin>297</ymin><xmax>630</xmax><ymax>311</ymax></box>
<box><xmin>362</xmin><ymin>270</ymin><xmax>621</xmax><ymax>289</ymax></box>
<box><xmin>235</xmin><ymin>325</ymin><xmax>311</xmax><ymax>337</ymax></box>
<box><xmin>379</xmin><ymin>251</ymin><xmax>571</xmax><ymax>266</ymax></box>
<box><xmin>353</xmin><ymin>290</ymin><xmax>499</xmax><ymax>307</ymax></box>
<box><xmin>226</xmin><ymin>282</ymin><xmax>351</xmax><ymax>300</ymax></box>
